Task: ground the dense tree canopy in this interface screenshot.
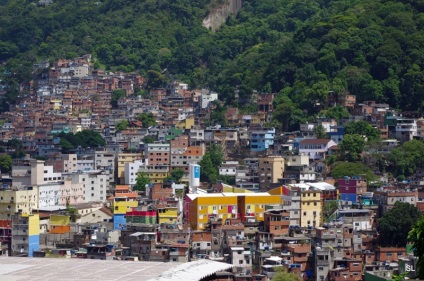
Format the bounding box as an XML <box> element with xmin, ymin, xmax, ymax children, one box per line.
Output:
<box><xmin>137</xmin><ymin>113</ymin><xmax>156</xmax><ymax>128</ymax></box>
<box><xmin>0</xmin><ymin>155</ymin><xmax>12</xmax><ymax>173</ymax></box>
<box><xmin>133</xmin><ymin>172</ymin><xmax>151</xmax><ymax>192</ymax></box>
<box><xmin>338</xmin><ymin>134</ymin><xmax>365</xmax><ymax>162</ymax></box>
<box><xmin>344</xmin><ymin>121</ymin><xmax>381</xmax><ymax>142</ymax></box>
<box><xmin>388</xmin><ymin>139</ymin><xmax>424</xmax><ymax>177</ymax></box>
<box><xmin>57</xmin><ymin>130</ymin><xmax>106</xmax><ymax>153</ymax></box>
<box><xmin>409</xmin><ymin>216</ymin><xmax>424</xmax><ymax>279</ymax></box>
<box><xmin>331</xmin><ymin>161</ymin><xmax>377</xmax><ymax>181</ymax></box>
<box><xmin>2</xmin><ymin>0</ymin><xmax>424</xmax><ymax>115</ymax></box>
<box><xmin>379</xmin><ymin>201</ymin><xmax>421</xmax><ymax>247</ymax></box>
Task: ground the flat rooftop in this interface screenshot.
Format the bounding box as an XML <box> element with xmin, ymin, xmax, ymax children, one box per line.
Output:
<box><xmin>0</xmin><ymin>256</ymin><xmax>177</xmax><ymax>281</ymax></box>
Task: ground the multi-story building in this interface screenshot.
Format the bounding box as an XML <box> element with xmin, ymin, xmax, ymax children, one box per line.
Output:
<box><xmin>249</xmin><ymin>127</ymin><xmax>275</xmax><ymax>153</ymax></box>
<box><xmin>258</xmin><ymin>156</ymin><xmax>285</xmax><ymax>190</ymax></box>
<box><xmin>111</xmin><ymin>185</ymin><xmax>138</xmax><ymax>230</ymax></box>
<box><xmin>11</xmin><ymin>214</ymin><xmax>40</xmax><ymax>257</ymax></box>
<box><xmin>138</xmin><ymin>165</ymin><xmax>169</xmax><ymax>183</ymax></box>
<box><xmin>0</xmin><ymin>186</ymin><xmax>39</xmax><ymax>220</ymax></box>
<box><xmin>230</xmin><ymin>246</ymin><xmax>252</xmax><ymax>275</ymax></box>
<box><xmin>145</xmin><ymin>143</ymin><xmax>170</xmax><ymax>166</ymax></box>
<box><xmin>299</xmin><ymin>139</ymin><xmax>337</xmax><ymax>160</ymax></box>
<box><xmin>236</xmin><ymin>193</ymin><xmax>281</xmax><ymax>224</ymax></box>
<box><xmin>124</xmin><ymin>159</ymin><xmax>148</xmax><ymax>186</ymax></box>
<box><xmin>37</xmin><ymin>179</ymin><xmax>84</xmax><ymax>208</ymax></box>
<box><xmin>125</xmin><ymin>209</ymin><xmax>157</xmax><ymax>224</ymax></box>
<box><xmin>117</xmin><ymin>152</ymin><xmax>142</xmax><ymax>184</ymax></box>
<box><xmin>338</xmin><ymin>176</ymin><xmax>367</xmax><ymax>203</ymax></box>
<box><xmin>373</xmin><ymin>189</ymin><xmax>418</xmax><ymax>215</ymax></box>
<box><xmin>199</xmin><ymin>90</ymin><xmax>218</xmax><ymax>109</ymax></box>
<box><xmin>300</xmin><ymin>189</ymin><xmax>322</xmax><ymax>228</ymax></box>
<box><xmin>94</xmin><ymin>151</ymin><xmax>116</xmax><ymax>184</ymax></box>
<box><xmin>157</xmin><ymin>205</ymin><xmax>178</xmax><ymax>224</ymax></box>
<box><xmin>70</xmin><ymin>171</ymin><xmax>109</xmax><ymax>202</ymax></box>
<box><xmin>268</xmin><ymin>186</ymin><xmax>301</xmax><ymax>227</ymax></box>
<box><xmin>395</xmin><ymin>118</ymin><xmax>417</xmax><ymax>142</ymax></box>
<box><xmin>263</xmin><ymin>209</ymin><xmax>290</xmax><ymax>237</ymax></box>
<box><xmin>186</xmin><ymin>193</ymin><xmax>239</xmax><ymax>231</ymax></box>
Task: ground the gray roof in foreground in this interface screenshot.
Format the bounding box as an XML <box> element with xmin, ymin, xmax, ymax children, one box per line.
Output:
<box><xmin>148</xmin><ymin>259</ymin><xmax>234</xmax><ymax>281</ymax></box>
<box><xmin>0</xmin><ymin>256</ymin><xmax>177</xmax><ymax>281</ymax></box>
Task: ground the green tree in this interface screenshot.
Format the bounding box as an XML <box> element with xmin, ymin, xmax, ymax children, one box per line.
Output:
<box><xmin>75</xmin><ymin>130</ymin><xmax>106</xmax><ymax>148</ymax></box>
<box><xmin>208</xmin><ymin>101</ymin><xmax>227</xmax><ymax>126</ymax></box>
<box><xmin>272</xmin><ymin>267</ymin><xmax>301</xmax><ymax>281</ymax></box>
<box><xmin>272</xmin><ymin>102</ymin><xmax>304</xmax><ymax>131</ymax></box>
<box><xmin>198</xmin><ymin>153</ymin><xmax>218</xmax><ymax>184</ymax></box>
<box><xmin>208</xmin><ymin>143</ymin><xmax>223</xmax><ymax>168</ymax></box>
<box><xmin>0</xmin><ymin>154</ymin><xmax>12</xmax><ymax>173</ymax></box>
<box><xmin>143</xmin><ymin>135</ymin><xmax>156</xmax><ymax>144</ymax></box>
<box><xmin>138</xmin><ymin>113</ymin><xmax>156</xmax><ymax>128</ymax></box>
<box><xmin>323</xmin><ymin>201</ymin><xmax>338</xmax><ymax>222</ymax></box>
<box><xmin>314</xmin><ymin>124</ymin><xmax>328</xmax><ymax>139</ymax></box>
<box><xmin>323</xmin><ymin>105</ymin><xmax>350</xmax><ymax>120</ymax></box>
<box><xmin>111</xmin><ymin>90</ymin><xmax>126</xmax><ymax>109</ymax></box>
<box><xmin>169</xmin><ymin>168</ymin><xmax>184</xmax><ymax>183</ymax></box>
<box><xmin>133</xmin><ymin>172</ymin><xmax>151</xmax><ymax>191</ymax></box>
<box><xmin>331</xmin><ymin>162</ymin><xmax>377</xmax><ymax>181</ymax></box>
<box><xmin>115</xmin><ymin>120</ymin><xmax>128</xmax><ymax>132</ymax></box>
<box><xmin>408</xmin><ymin>216</ymin><xmax>424</xmax><ymax>279</ymax></box>
<box><xmin>60</xmin><ymin>138</ymin><xmax>75</xmax><ymax>154</ymax></box>
<box><xmin>338</xmin><ymin>134</ymin><xmax>365</xmax><ymax>162</ymax></box>
<box><xmin>388</xmin><ymin>140</ymin><xmax>424</xmax><ymax>177</ymax></box>
<box><xmin>344</xmin><ymin>121</ymin><xmax>380</xmax><ymax>142</ymax></box>
<box><xmin>379</xmin><ymin>201</ymin><xmax>421</xmax><ymax>247</ymax></box>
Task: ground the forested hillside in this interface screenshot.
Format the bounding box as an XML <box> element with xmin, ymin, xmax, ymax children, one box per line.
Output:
<box><xmin>1</xmin><ymin>0</ymin><xmax>424</xmax><ymax>114</ymax></box>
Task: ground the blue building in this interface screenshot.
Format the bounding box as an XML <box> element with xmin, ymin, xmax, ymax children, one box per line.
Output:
<box><xmin>249</xmin><ymin>127</ymin><xmax>275</xmax><ymax>152</ymax></box>
<box><xmin>329</xmin><ymin>125</ymin><xmax>344</xmax><ymax>144</ymax></box>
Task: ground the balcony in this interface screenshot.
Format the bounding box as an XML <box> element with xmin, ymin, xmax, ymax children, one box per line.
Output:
<box><xmin>316</xmin><ymin>259</ymin><xmax>329</xmax><ymax>266</ymax></box>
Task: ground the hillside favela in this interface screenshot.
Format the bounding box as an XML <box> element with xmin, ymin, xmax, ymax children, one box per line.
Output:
<box><xmin>1</xmin><ymin>0</ymin><xmax>424</xmax><ymax>280</ymax></box>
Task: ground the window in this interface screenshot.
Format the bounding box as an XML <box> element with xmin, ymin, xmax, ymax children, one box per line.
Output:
<box><xmin>239</xmin><ymin>260</ymin><xmax>243</xmax><ymax>264</ymax></box>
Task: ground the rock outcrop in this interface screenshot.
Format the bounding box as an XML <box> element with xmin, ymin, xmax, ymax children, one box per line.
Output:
<box><xmin>202</xmin><ymin>0</ymin><xmax>243</xmax><ymax>32</ymax></box>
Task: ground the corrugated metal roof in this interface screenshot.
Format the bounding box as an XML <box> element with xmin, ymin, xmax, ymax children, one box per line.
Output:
<box><xmin>148</xmin><ymin>259</ymin><xmax>234</xmax><ymax>281</ymax></box>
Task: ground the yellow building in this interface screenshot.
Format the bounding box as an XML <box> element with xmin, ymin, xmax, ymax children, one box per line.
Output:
<box><xmin>186</xmin><ymin>192</ymin><xmax>282</xmax><ymax>230</ymax></box>
<box><xmin>222</xmin><ymin>184</ymin><xmax>253</xmax><ymax>193</ymax></box>
<box><xmin>235</xmin><ymin>193</ymin><xmax>281</xmax><ymax>222</ymax></box>
<box><xmin>157</xmin><ymin>206</ymin><xmax>178</xmax><ymax>224</ymax></box>
<box><xmin>0</xmin><ymin>187</ymin><xmax>38</xmax><ymax>220</ymax></box>
<box><xmin>176</xmin><ymin>117</ymin><xmax>195</xmax><ymax>130</ymax></box>
<box><xmin>139</xmin><ymin>165</ymin><xmax>169</xmax><ymax>183</ymax></box>
<box><xmin>117</xmin><ymin>153</ymin><xmax>142</xmax><ymax>184</ymax></box>
<box><xmin>112</xmin><ymin>185</ymin><xmax>139</xmax><ymax>214</ymax></box>
<box><xmin>187</xmin><ymin>194</ymin><xmax>238</xmax><ymax>231</ymax></box>
<box><xmin>300</xmin><ymin>189</ymin><xmax>322</xmax><ymax>228</ymax></box>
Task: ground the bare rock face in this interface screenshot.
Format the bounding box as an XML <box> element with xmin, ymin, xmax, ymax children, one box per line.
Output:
<box><xmin>203</xmin><ymin>0</ymin><xmax>243</xmax><ymax>32</ymax></box>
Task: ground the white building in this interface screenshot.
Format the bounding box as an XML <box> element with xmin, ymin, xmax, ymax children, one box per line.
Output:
<box><xmin>219</xmin><ymin>161</ymin><xmax>238</xmax><ymax>176</ymax></box>
<box><xmin>124</xmin><ymin>159</ymin><xmax>148</xmax><ymax>186</ymax></box>
<box><xmin>199</xmin><ymin>90</ymin><xmax>218</xmax><ymax>109</ymax></box>
<box><xmin>395</xmin><ymin>118</ymin><xmax>417</xmax><ymax>142</ymax></box>
<box><xmin>299</xmin><ymin>139</ymin><xmax>337</xmax><ymax>160</ymax></box>
<box><xmin>70</xmin><ymin>171</ymin><xmax>109</xmax><ymax>202</ymax></box>
<box><xmin>230</xmin><ymin>247</ymin><xmax>252</xmax><ymax>275</ymax></box>
<box><xmin>94</xmin><ymin>151</ymin><xmax>116</xmax><ymax>184</ymax></box>
<box><xmin>77</xmin><ymin>158</ymin><xmax>95</xmax><ymax>171</ymax></box>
